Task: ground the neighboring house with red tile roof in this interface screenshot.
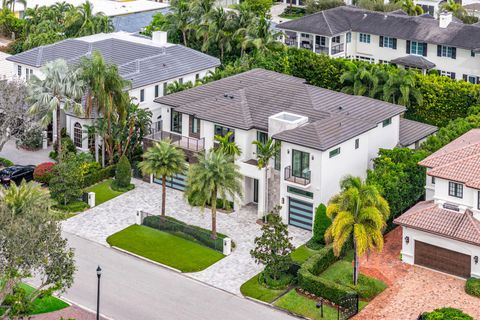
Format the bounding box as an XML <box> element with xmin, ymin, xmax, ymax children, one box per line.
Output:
<box><xmin>394</xmin><ymin>129</ymin><xmax>480</xmax><ymax>279</ymax></box>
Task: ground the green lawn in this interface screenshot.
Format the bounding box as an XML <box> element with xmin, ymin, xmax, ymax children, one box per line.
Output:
<box><xmin>291</xmin><ymin>244</ymin><xmax>320</xmax><ymax>264</ymax></box>
<box><xmin>85</xmin><ymin>179</ymin><xmax>126</xmax><ymax>205</ymax></box>
<box><xmin>0</xmin><ymin>283</ymin><xmax>69</xmax><ymax>316</ymax></box>
<box><xmin>278</xmin><ymin>13</ymin><xmax>305</xmax><ymax>20</ymax></box>
<box><xmin>107</xmin><ymin>225</ymin><xmax>225</xmax><ymax>272</ymax></box>
<box><xmin>240</xmin><ymin>273</ymin><xmax>287</xmax><ymax>303</ymax></box>
<box><xmin>274</xmin><ymin>289</ymin><xmax>368</xmax><ymax>320</ymax></box>
<box><xmin>320</xmin><ymin>260</ymin><xmax>387</xmax><ymax>300</ymax></box>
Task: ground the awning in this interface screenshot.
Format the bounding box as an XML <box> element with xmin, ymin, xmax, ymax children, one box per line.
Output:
<box><xmin>390</xmin><ymin>55</ymin><xmax>436</xmax><ymax>69</ymax></box>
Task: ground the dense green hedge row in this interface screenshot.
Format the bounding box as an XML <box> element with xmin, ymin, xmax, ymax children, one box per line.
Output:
<box><xmin>143</xmin><ymin>215</ymin><xmax>228</xmax><ymax>252</ymax></box>
<box><xmin>297</xmin><ymin>245</ymin><xmax>354</xmax><ymax>305</ymax></box>
<box><xmin>465</xmin><ymin>277</ymin><xmax>480</xmax><ymax>297</ymax></box>
<box><xmin>82</xmin><ymin>165</ymin><xmax>116</xmax><ymax>188</ymax></box>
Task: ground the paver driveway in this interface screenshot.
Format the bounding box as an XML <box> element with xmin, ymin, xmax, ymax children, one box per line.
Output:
<box><xmin>62</xmin><ymin>179</ymin><xmax>311</xmax><ymax>294</ymax></box>
<box><xmin>355</xmin><ymin>228</ymin><xmax>480</xmax><ymax>319</ymax></box>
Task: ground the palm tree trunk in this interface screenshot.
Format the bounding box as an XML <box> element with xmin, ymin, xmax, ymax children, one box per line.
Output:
<box><xmin>56</xmin><ymin>105</ymin><xmax>62</xmax><ymax>160</ymax></box>
<box><xmin>353</xmin><ymin>237</ymin><xmax>359</xmax><ymax>286</ymax></box>
<box><xmin>211</xmin><ymin>187</ymin><xmax>217</xmax><ymax>239</ymax></box>
<box><xmin>182</xmin><ymin>31</ymin><xmax>187</xmax><ymax>47</ymax></box>
<box><xmin>161</xmin><ymin>175</ymin><xmax>166</xmax><ymax>216</ymax></box>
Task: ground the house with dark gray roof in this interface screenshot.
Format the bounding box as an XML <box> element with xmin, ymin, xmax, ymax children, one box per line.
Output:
<box><xmin>394</xmin><ymin>129</ymin><xmax>480</xmax><ymax>279</ymax></box>
<box><xmin>277</xmin><ymin>6</ymin><xmax>480</xmax><ymax>83</ymax></box>
<box><xmin>7</xmin><ymin>31</ymin><xmax>220</xmax><ymax>152</ymax></box>
<box><xmin>147</xmin><ymin>68</ymin><xmax>436</xmax><ymax>230</ymax></box>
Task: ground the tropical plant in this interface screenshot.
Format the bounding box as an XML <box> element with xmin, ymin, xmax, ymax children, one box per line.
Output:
<box><xmin>115</xmin><ymin>155</ymin><xmax>132</xmax><ymax>188</ymax></box>
<box><xmin>383</xmin><ymin>68</ymin><xmax>422</xmax><ymax>107</ymax></box>
<box><xmin>340</xmin><ymin>62</ymin><xmax>383</xmax><ymax>98</ymax></box>
<box><xmin>250</xmin><ymin>206</ymin><xmax>295</xmax><ymax>281</ymax></box>
<box><xmin>139</xmin><ymin>140</ymin><xmax>187</xmax><ymax>216</ymax></box>
<box><xmin>167</xmin><ymin>0</ymin><xmax>191</xmax><ymax>46</ymax></box>
<box><xmin>252</xmin><ymin>138</ymin><xmax>279</xmax><ymax>215</ymax></box>
<box><xmin>49</xmin><ymin>154</ymin><xmax>84</xmax><ymax>205</ymax></box>
<box><xmin>65</xmin><ymin>1</ymin><xmax>113</xmax><ymax>37</ymax></box>
<box><xmin>311</xmin><ymin>203</ymin><xmax>331</xmax><ymax>245</ymax></box>
<box><xmin>401</xmin><ymin>0</ymin><xmax>424</xmax><ymax>15</ymax></box>
<box><xmin>27</xmin><ymin>59</ymin><xmax>84</xmax><ymax>158</ymax></box>
<box><xmin>33</xmin><ymin>162</ymin><xmax>56</xmax><ymax>184</ymax></box>
<box><xmin>214</xmin><ymin>131</ymin><xmax>242</xmax><ymax>158</ymax></box>
<box><xmin>0</xmin><ymin>180</ymin><xmax>49</xmax><ymax>215</ymax></box>
<box><xmin>325</xmin><ymin>175</ymin><xmax>390</xmax><ymax>285</ymax></box>
<box><xmin>440</xmin><ymin>0</ymin><xmax>466</xmax><ymax>17</ymax></box>
<box><xmin>185</xmin><ymin>150</ymin><xmax>243</xmax><ymax>238</ymax></box>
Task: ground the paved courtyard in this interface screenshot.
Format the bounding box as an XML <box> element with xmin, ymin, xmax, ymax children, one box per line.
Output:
<box><xmin>0</xmin><ymin>140</ymin><xmax>52</xmax><ymax>165</ymax></box>
<box><xmin>62</xmin><ymin>179</ymin><xmax>311</xmax><ymax>294</ymax></box>
<box><xmin>356</xmin><ymin>228</ymin><xmax>480</xmax><ymax>319</ymax></box>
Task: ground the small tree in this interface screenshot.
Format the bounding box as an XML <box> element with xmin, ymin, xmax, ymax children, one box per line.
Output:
<box><xmin>312</xmin><ymin>203</ymin><xmax>331</xmax><ymax>245</ymax></box>
<box><xmin>250</xmin><ymin>206</ymin><xmax>295</xmax><ymax>280</ymax></box>
<box><xmin>49</xmin><ymin>154</ymin><xmax>84</xmax><ymax>205</ymax></box>
<box><xmin>115</xmin><ymin>155</ymin><xmax>132</xmax><ymax>188</ymax></box>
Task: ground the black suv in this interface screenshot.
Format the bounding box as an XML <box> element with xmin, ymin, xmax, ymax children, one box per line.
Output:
<box><xmin>0</xmin><ymin>165</ymin><xmax>36</xmax><ymax>187</ymax></box>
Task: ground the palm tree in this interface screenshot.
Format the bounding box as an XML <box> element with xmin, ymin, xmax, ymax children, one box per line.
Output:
<box><xmin>237</xmin><ymin>15</ymin><xmax>284</xmax><ymax>56</ymax></box>
<box><xmin>139</xmin><ymin>141</ymin><xmax>187</xmax><ymax>216</ymax></box>
<box><xmin>401</xmin><ymin>0</ymin><xmax>424</xmax><ymax>16</ymax></box>
<box><xmin>441</xmin><ymin>0</ymin><xmax>466</xmax><ymax>17</ymax></box>
<box><xmin>383</xmin><ymin>69</ymin><xmax>423</xmax><ymax>107</ymax></box>
<box><xmin>214</xmin><ymin>131</ymin><xmax>241</xmax><ymax>158</ymax></box>
<box><xmin>167</xmin><ymin>0</ymin><xmax>191</xmax><ymax>46</ymax></box>
<box><xmin>65</xmin><ymin>1</ymin><xmax>113</xmax><ymax>37</ymax></box>
<box><xmin>252</xmin><ymin>138</ymin><xmax>280</xmax><ymax>216</ymax></box>
<box><xmin>340</xmin><ymin>62</ymin><xmax>381</xmax><ymax>98</ymax></box>
<box><xmin>0</xmin><ymin>180</ymin><xmax>49</xmax><ymax>216</ymax></box>
<box><xmin>325</xmin><ymin>176</ymin><xmax>390</xmax><ymax>285</ymax></box>
<box><xmin>27</xmin><ymin>59</ymin><xmax>84</xmax><ymax>158</ymax></box>
<box><xmin>186</xmin><ymin>150</ymin><xmax>243</xmax><ymax>239</ymax></box>
<box><xmin>208</xmin><ymin>8</ymin><xmax>235</xmax><ymax>61</ymax></box>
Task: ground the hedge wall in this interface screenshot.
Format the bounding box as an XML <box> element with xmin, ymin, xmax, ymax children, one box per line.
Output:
<box><xmin>82</xmin><ymin>165</ymin><xmax>116</xmax><ymax>188</ymax></box>
<box><xmin>143</xmin><ymin>215</ymin><xmax>228</xmax><ymax>252</ymax></box>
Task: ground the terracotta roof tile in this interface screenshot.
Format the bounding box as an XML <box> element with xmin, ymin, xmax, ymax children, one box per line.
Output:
<box><xmin>427</xmin><ymin>154</ymin><xmax>480</xmax><ymax>186</ymax></box>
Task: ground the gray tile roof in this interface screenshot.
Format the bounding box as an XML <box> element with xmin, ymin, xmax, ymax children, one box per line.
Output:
<box><xmin>277</xmin><ymin>6</ymin><xmax>480</xmax><ymax>50</ymax></box>
<box><xmin>399</xmin><ymin>118</ymin><xmax>437</xmax><ymax>147</ymax></box>
<box><xmin>7</xmin><ymin>37</ymin><xmax>220</xmax><ymax>89</ymax></box>
<box><xmin>390</xmin><ymin>55</ymin><xmax>436</xmax><ymax>69</ymax></box>
<box><xmin>155</xmin><ymin>68</ymin><xmax>407</xmax><ymax>151</ymax></box>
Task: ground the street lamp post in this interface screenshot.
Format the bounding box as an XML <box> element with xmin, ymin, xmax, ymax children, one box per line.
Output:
<box><xmin>316</xmin><ymin>300</ymin><xmax>324</xmax><ymax>318</ymax></box>
<box><xmin>96</xmin><ymin>266</ymin><xmax>102</xmax><ymax>320</ymax></box>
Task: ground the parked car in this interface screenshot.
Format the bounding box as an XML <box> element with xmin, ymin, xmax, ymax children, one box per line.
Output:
<box><xmin>0</xmin><ymin>165</ymin><xmax>36</xmax><ymax>187</ymax></box>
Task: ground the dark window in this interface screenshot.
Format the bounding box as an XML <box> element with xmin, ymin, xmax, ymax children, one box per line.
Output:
<box><xmin>292</xmin><ymin>149</ymin><xmax>310</xmax><ymax>178</ymax></box>
<box><xmin>140</xmin><ymin>89</ymin><xmax>145</xmax><ymax>102</ymax></box>
<box><xmin>471</xmin><ymin>50</ymin><xmax>476</xmax><ymax>57</ymax></box>
<box><xmin>274</xmin><ymin>144</ymin><xmax>281</xmax><ymax>171</ymax></box>
<box><xmin>410</xmin><ymin>41</ymin><xmax>427</xmax><ymax>56</ymax></box>
<box><xmin>171</xmin><ymin>110</ymin><xmax>182</xmax><ymax>133</ymax></box>
<box><xmin>191</xmin><ymin>116</ymin><xmax>200</xmax><ymax>134</ymax></box>
<box><xmin>155</xmin><ymin>85</ymin><xmax>159</xmax><ymax>98</ymax></box>
<box><xmin>214</xmin><ymin>125</ymin><xmax>234</xmax><ymax>142</ymax></box>
<box><xmin>355</xmin><ymin>138</ymin><xmax>359</xmax><ymax>149</ymax></box>
<box><xmin>17</xmin><ymin>65</ymin><xmax>21</xmax><ymax>77</ymax></box>
<box><xmin>359</xmin><ymin>33</ymin><xmax>370</xmax><ymax>43</ymax></box>
<box><xmin>163</xmin><ymin>82</ymin><xmax>168</xmax><ymax>95</ymax></box>
<box><xmin>448</xmin><ymin>181</ymin><xmax>463</xmax><ymax>198</ymax></box>
<box><xmin>73</xmin><ymin>122</ymin><xmax>82</xmax><ymax>148</ymax></box>
<box><xmin>431</xmin><ymin>176</ymin><xmax>435</xmax><ymax>184</ymax></box>
<box><xmin>329</xmin><ymin>147</ymin><xmax>340</xmax><ymax>158</ymax></box>
<box><xmin>437</xmin><ymin>45</ymin><xmax>456</xmax><ymax>59</ymax></box>
<box><xmin>195</xmin><ymin>73</ymin><xmax>200</xmax><ymax>80</ymax></box>
<box><xmin>346</xmin><ymin>32</ymin><xmax>351</xmax><ymax>43</ymax></box>
<box><xmin>287</xmin><ymin>186</ymin><xmax>314</xmax><ymax>198</ymax></box>
<box><xmin>380</xmin><ymin>36</ymin><xmax>396</xmax><ymax>49</ymax></box>
<box><xmin>382</xmin><ymin>118</ymin><xmax>392</xmax><ymax>127</ymax></box>
<box><xmin>256</xmin><ymin>131</ymin><xmax>268</xmax><ymax>153</ymax></box>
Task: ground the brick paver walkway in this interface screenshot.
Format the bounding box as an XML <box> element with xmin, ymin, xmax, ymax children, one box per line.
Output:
<box><xmin>62</xmin><ymin>179</ymin><xmax>310</xmax><ymax>294</ymax></box>
<box><xmin>31</xmin><ymin>305</ymin><xmax>104</xmax><ymax>320</ymax></box>
<box><xmin>356</xmin><ymin>227</ymin><xmax>480</xmax><ymax>319</ymax></box>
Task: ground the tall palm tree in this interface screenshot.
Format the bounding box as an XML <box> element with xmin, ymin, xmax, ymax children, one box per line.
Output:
<box><xmin>214</xmin><ymin>131</ymin><xmax>241</xmax><ymax>158</ymax></box>
<box><xmin>208</xmin><ymin>8</ymin><xmax>235</xmax><ymax>61</ymax></box>
<box><xmin>340</xmin><ymin>62</ymin><xmax>382</xmax><ymax>98</ymax></box>
<box><xmin>139</xmin><ymin>141</ymin><xmax>187</xmax><ymax>216</ymax></box>
<box><xmin>325</xmin><ymin>176</ymin><xmax>390</xmax><ymax>285</ymax></box>
<box><xmin>252</xmin><ymin>138</ymin><xmax>280</xmax><ymax>216</ymax></box>
<box><xmin>27</xmin><ymin>59</ymin><xmax>84</xmax><ymax>158</ymax></box>
<box><xmin>383</xmin><ymin>69</ymin><xmax>422</xmax><ymax>107</ymax></box>
<box><xmin>237</xmin><ymin>15</ymin><xmax>284</xmax><ymax>56</ymax></box>
<box><xmin>186</xmin><ymin>150</ymin><xmax>243</xmax><ymax>239</ymax></box>
<box><xmin>65</xmin><ymin>1</ymin><xmax>113</xmax><ymax>37</ymax></box>
<box><xmin>167</xmin><ymin>0</ymin><xmax>191</xmax><ymax>46</ymax></box>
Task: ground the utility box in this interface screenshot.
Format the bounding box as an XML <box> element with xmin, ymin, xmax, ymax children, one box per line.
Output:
<box><xmin>135</xmin><ymin>210</ymin><xmax>146</xmax><ymax>225</ymax></box>
<box><xmin>223</xmin><ymin>237</ymin><xmax>232</xmax><ymax>255</ymax></box>
<box><xmin>87</xmin><ymin>192</ymin><xmax>96</xmax><ymax>208</ymax></box>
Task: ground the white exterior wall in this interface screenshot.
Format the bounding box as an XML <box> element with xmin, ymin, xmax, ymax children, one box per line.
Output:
<box><xmin>65</xmin><ymin>115</ymin><xmax>92</xmax><ymax>152</ymax></box>
<box><xmin>401</xmin><ymin>227</ymin><xmax>480</xmax><ymax>278</ymax></box>
<box><xmin>433</xmin><ymin>178</ymin><xmax>474</xmax><ymax>207</ymax></box>
<box><xmin>367</xmin><ymin>115</ymin><xmax>400</xmax><ymax>166</ymax></box>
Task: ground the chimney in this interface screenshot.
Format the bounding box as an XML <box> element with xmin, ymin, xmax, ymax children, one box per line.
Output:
<box><xmin>151</xmin><ymin>31</ymin><xmax>168</xmax><ymax>45</ymax></box>
<box><xmin>439</xmin><ymin>11</ymin><xmax>452</xmax><ymax>28</ymax></box>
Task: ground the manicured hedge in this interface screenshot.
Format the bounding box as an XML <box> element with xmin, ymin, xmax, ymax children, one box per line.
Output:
<box><xmin>297</xmin><ymin>245</ymin><xmax>355</xmax><ymax>305</ymax></box>
<box><xmin>465</xmin><ymin>277</ymin><xmax>480</xmax><ymax>297</ymax></box>
<box><xmin>0</xmin><ymin>157</ymin><xmax>13</xmax><ymax>167</ymax></box>
<box><xmin>423</xmin><ymin>307</ymin><xmax>473</xmax><ymax>320</ymax></box>
<box><xmin>82</xmin><ymin>165</ymin><xmax>116</xmax><ymax>188</ymax></box>
<box><xmin>143</xmin><ymin>215</ymin><xmax>228</xmax><ymax>252</ymax></box>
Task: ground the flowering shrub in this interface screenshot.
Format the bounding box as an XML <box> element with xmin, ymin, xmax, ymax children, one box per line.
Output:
<box><xmin>33</xmin><ymin>162</ymin><xmax>56</xmax><ymax>184</ymax></box>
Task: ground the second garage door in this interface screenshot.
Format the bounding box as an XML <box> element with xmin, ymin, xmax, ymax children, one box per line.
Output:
<box><xmin>414</xmin><ymin>241</ymin><xmax>471</xmax><ymax>278</ymax></box>
<box><xmin>288</xmin><ymin>197</ymin><xmax>313</xmax><ymax>231</ymax></box>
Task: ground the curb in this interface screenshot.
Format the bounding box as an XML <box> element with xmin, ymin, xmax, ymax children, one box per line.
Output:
<box><xmin>243</xmin><ymin>296</ymin><xmax>309</xmax><ymax>320</ymax></box>
<box><xmin>59</xmin><ymin>296</ymin><xmax>114</xmax><ymax>320</ymax></box>
<box><xmin>110</xmin><ymin>246</ymin><xmax>182</xmax><ymax>273</ymax></box>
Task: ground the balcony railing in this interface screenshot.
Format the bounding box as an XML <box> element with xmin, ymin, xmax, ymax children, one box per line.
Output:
<box><xmin>284</xmin><ymin>165</ymin><xmax>311</xmax><ymax>186</ymax></box>
<box><xmin>315</xmin><ymin>46</ymin><xmax>329</xmax><ymax>54</ymax></box>
<box><xmin>331</xmin><ymin>43</ymin><xmax>345</xmax><ymax>55</ymax></box>
<box><xmin>145</xmin><ymin>130</ymin><xmax>205</xmax><ymax>152</ymax></box>
<box><xmin>285</xmin><ymin>39</ymin><xmax>298</xmax><ymax>47</ymax></box>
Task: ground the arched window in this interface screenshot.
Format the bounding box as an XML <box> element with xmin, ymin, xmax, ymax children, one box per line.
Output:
<box><xmin>73</xmin><ymin>122</ymin><xmax>82</xmax><ymax>148</ymax></box>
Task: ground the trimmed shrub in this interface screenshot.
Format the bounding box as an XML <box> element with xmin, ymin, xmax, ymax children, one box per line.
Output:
<box><xmin>33</xmin><ymin>162</ymin><xmax>56</xmax><ymax>184</ymax></box>
<box><xmin>260</xmin><ymin>271</ymin><xmax>294</xmax><ymax>290</ymax></box>
<box><xmin>0</xmin><ymin>157</ymin><xmax>13</xmax><ymax>167</ymax></box>
<box><xmin>115</xmin><ymin>155</ymin><xmax>132</xmax><ymax>188</ymax></box>
<box><xmin>465</xmin><ymin>277</ymin><xmax>480</xmax><ymax>297</ymax></box>
<box><xmin>311</xmin><ymin>203</ymin><xmax>330</xmax><ymax>246</ymax></box>
<box><xmin>52</xmin><ymin>201</ymin><xmax>90</xmax><ymax>213</ymax></box>
<box><xmin>82</xmin><ymin>165</ymin><xmax>116</xmax><ymax>188</ymax></box>
<box><xmin>143</xmin><ymin>215</ymin><xmax>228</xmax><ymax>252</ymax></box>
<box><xmin>424</xmin><ymin>307</ymin><xmax>473</xmax><ymax>320</ymax></box>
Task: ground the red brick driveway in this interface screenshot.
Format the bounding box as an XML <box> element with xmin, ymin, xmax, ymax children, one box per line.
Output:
<box><xmin>355</xmin><ymin>228</ymin><xmax>480</xmax><ymax>319</ymax></box>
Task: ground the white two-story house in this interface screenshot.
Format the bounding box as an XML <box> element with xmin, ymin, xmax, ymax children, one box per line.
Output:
<box><xmin>148</xmin><ymin>68</ymin><xmax>437</xmax><ymax>231</ymax></box>
<box><xmin>395</xmin><ymin>129</ymin><xmax>480</xmax><ymax>279</ymax></box>
<box><xmin>277</xmin><ymin>6</ymin><xmax>480</xmax><ymax>83</ymax></box>
<box><xmin>7</xmin><ymin>31</ymin><xmax>220</xmax><ymax>152</ymax></box>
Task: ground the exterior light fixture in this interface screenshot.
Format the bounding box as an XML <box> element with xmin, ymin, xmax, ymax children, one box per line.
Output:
<box><xmin>311</xmin><ymin>155</ymin><xmax>314</xmax><ymax>160</ymax></box>
<box><xmin>405</xmin><ymin>236</ymin><xmax>409</xmax><ymax>244</ymax></box>
<box><xmin>281</xmin><ymin>197</ymin><xmax>285</xmax><ymax>204</ymax></box>
<box><xmin>287</xmin><ymin>149</ymin><xmax>290</xmax><ymax>154</ymax></box>
<box><xmin>475</xmin><ymin>256</ymin><xmax>479</xmax><ymax>264</ymax></box>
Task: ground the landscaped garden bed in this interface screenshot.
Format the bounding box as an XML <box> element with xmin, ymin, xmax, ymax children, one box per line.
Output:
<box><xmin>85</xmin><ymin>179</ymin><xmax>127</xmax><ymax>206</ymax></box>
<box><xmin>240</xmin><ymin>273</ymin><xmax>288</xmax><ymax>303</ymax></box>
<box><xmin>106</xmin><ymin>225</ymin><xmax>225</xmax><ymax>272</ymax></box>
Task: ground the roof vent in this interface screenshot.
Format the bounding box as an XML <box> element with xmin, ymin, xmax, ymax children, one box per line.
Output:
<box><xmin>229</xmin><ymin>95</ymin><xmax>234</xmax><ymax>99</ymax></box>
<box><xmin>162</xmin><ymin>63</ymin><xmax>166</xmax><ymax>67</ymax></box>
<box><xmin>338</xmin><ymin>106</ymin><xmax>343</xmax><ymax>110</ymax></box>
<box><xmin>224</xmin><ymin>93</ymin><xmax>228</xmax><ymax>98</ymax></box>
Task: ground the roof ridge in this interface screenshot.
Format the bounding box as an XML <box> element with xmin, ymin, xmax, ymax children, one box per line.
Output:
<box><xmin>463</xmin><ymin>210</ymin><xmax>480</xmax><ymax>235</ymax></box>
<box><xmin>322</xmin><ymin>10</ymin><xmax>334</xmax><ymax>36</ymax></box>
<box><xmin>450</xmin><ymin>209</ymin><xmax>471</xmax><ymax>239</ymax></box>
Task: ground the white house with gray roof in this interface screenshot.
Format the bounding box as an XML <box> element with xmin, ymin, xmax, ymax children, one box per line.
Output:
<box><xmin>277</xmin><ymin>6</ymin><xmax>480</xmax><ymax>83</ymax></box>
<box><xmin>7</xmin><ymin>31</ymin><xmax>220</xmax><ymax>152</ymax></box>
<box><xmin>149</xmin><ymin>68</ymin><xmax>437</xmax><ymax>231</ymax></box>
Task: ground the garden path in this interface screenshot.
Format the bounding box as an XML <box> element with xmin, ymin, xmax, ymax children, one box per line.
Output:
<box><xmin>62</xmin><ymin>179</ymin><xmax>311</xmax><ymax>294</ymax></box>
